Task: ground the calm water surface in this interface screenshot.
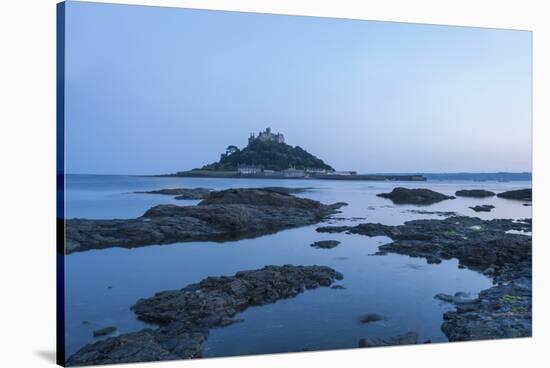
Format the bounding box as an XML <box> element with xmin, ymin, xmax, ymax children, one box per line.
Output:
<box><xmin>64</xmin><ymin>175</ymin><xmax>532</xmax><ymax>357</ymax></box>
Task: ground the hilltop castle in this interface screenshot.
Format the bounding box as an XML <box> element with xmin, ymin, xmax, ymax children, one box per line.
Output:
<box><xmin>248</xmin><ymin>127</ymin><xmax>285</xmax><ymax>145</ymax></box>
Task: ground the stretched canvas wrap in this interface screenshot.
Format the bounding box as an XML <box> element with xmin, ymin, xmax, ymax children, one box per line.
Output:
<box><xmin>56</xmin><ymin>1</ymin><xmax>533</xmax><ymax>366</ymax></box>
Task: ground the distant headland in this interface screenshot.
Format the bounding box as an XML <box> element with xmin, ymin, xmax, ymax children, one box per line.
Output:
<box><xmin>163</xmin><ymin>127</ymin><xmax>426</xmax><ymax>181</ymax></box>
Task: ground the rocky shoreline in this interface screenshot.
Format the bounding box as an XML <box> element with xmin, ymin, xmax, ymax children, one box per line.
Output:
<box><xmin>66</xmin><ymin>189</ymin><xmax>346</xmax><ymax>253</ymax></box>
<box><xmin>66</xmin><ymin>265</ymin><xmax>343</xmax><ymax>366</ymax></box>
<box><xmin>317</xmin><ymin>215</ymin><xmax>532</xmax><ymax>341</ymax></box>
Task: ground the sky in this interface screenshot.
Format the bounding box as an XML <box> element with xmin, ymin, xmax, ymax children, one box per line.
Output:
<box><xmin>64</xmin><ymin>1</ymin><xmax>532</xmax><ymax>175</ymax></box>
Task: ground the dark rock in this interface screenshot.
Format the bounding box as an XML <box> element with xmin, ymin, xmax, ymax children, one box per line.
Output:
<box><xmin>442</xmin><ymin>278</ymin><xmax>532</xmax><ymax>341</ymax></box>
<box><xmin>330</xmin><ymin>285</ymin><xmax>346</xmax><ymax>290</ymax></box>
<box><xmin>407</xmin><ymin>210</ymin><xmax>457</xmax><ymax>217</ymax></box>
<box><xmin>497</xmin><ymin>189</ymin><xmax>532</xmax><ymax>201</ymax></box>
<box><xmin>66</xmin><ymin>189</ymin><xmax>346</xmax><ymax>253</ymax></box>
<box><xmin>135</xmin><ymin>187</ymin><xmax>212</xmax><ymax>200</ymax></box>
<box><xmin>359</xmin><ymin>314</ymin><xmax>384</xmax><ymax>324</ymax></box>
<box><xmin>455</xmin><ymin>190</ymin><xmax>495</xmax><ymax>198</ymax></box>
<box><xmin>469</xmin><ymin>205</ymin><xmax>495</xmax><ymax>212</ymax></box>
<box><xmin>376</xmin><ymin>187</ymin><xmax>455</xmax><ymax>205</ymax></box>
<box><xmin>93</xmin><ymin>326</ymin><xmax>116</xmax><ymax>337</ymax></box>
<box><xmin>310</xmin><ymin>240</ymin><xmax>341</xmax><ymax>249</ymax></box>
<box><xmin>317</xmin><ymin>216</ymin><xmax>531</xmax><ymax>276</ymax></box>
<box><xmin>523</xmin><ymin>203</ymin><xmax>532</xmax><ymax>207</ymax></box>
<box><xmin>257</xmin><ymin>187</ymin><xmax>313</xmax><ymax>194</ymax></box>
<box><xmin>317</xmin><ymin>214</ymin><xmax>532</xmax><ymax>342</ymax></box>
<box><xmin>67</xmin><ymin>265</ymin><xmax>343</xmax><ymax>366</ymax></box>
<box><xmin>358</xmin><ymin>332</ymin><xmax>418</xmax><ymax>348</ymax></box>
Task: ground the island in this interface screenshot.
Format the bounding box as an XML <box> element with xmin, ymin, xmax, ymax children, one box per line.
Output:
<box><xmin>162</xmin><ymin>128</ymin><xmax>426</xmax><ymax>182</ymax></box>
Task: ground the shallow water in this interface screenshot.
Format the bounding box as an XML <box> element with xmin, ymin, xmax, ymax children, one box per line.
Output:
<box><xmin>64</xmin><ymin>175</ymin><xmax>532</xmax><ymax>357</ymax></box>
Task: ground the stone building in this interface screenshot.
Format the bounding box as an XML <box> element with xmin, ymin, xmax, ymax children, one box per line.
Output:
<box><xmin>248</xmin><ymin>127</ymin><xmax>285</xmax><ymax>145</ymax></box>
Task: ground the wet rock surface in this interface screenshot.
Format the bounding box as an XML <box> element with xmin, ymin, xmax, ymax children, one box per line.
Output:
<box><xmin>66</xmin><ymin>189</ymin><xmax>346</xmax><ymax>253</ymax></box>
<box><xmin>66</xmin><ymin>265</ymin><xmax>343</xmax><ymax>366</ymax></box>
<box><xmin>377</xmin><ymin>187</ymin><xmax>455</xmax><ymax>205</ymax></box>
<box><xmin>442</xmin><ymin>277</ymin><xmax>532</xmax><ymax>341</ymax></box>
<box><xmin>358</xmin><ymin>332</ymin><xmax>418</xmax><ymax>348</ymax></box>
<box><xmin>497</xmin><ymin>188</ymin><xmax>532</xmax><ymax>201</ymax></box>
<box><xmin>310</xmin><ymin>240</ymin><xmax>341</xmax><ymax>249</ymax></box>
<box><xmin>135</xmin><ymin>187</ymin><xmax>212</xmax><ymax>200</ymax></box>
<box><xmin>317</xmin><ymin>215</ymin><xmax>532</xmax><ymax>341</ymax></box>
<box><xmin>455</xmin><ymin>189</ymin><xmax>495</xmax><ymax>198</ymax></box>
<box><xmin>469</xmin><ymin>204</ymin><xmax>495</xmax><ymax>212</ymax></box>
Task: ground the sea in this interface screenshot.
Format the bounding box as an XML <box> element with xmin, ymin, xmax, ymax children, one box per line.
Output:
<box><xmin>63</xmin><ymin>174</ymin><xmax>532</xmax><ymax>358</ymax></box>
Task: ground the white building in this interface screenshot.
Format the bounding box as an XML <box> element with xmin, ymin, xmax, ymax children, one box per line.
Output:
<box><xmin>283</xmin><ymin>167</ymin><xmax>305</xmax><ymax>178</ymax></box>
<box><xmin>237</xmin><ymin>164</ymin><xmax>262</xmax><ymax>175</ymax></box>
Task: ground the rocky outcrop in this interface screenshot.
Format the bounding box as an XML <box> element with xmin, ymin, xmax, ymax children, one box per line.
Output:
<box><xmin>317</xmin><ymin>215</ymin><xmax>532</xmax><ymax>341</ymax></box>
<box><xmin>66</xmin><ymin>265</ymin><xmax>343</xmax><ymax>366</ymax></box>
<box><xmin>497</xmin><ymin>189</ymin><xmax>532</xmax><ymax>201</ymax></box>
<box><xmin>317</xmin><ymin>216</ymin><xmax>531</xmax><ymax>272</ymax></box>
<box><xmin>310</xmin><ymin>240</ymin><xmax>341</xmax><ymax>249</ymax></box>
<box><xmin>358</xmin><ymin>332</ymin><xmax>418</xmax><ymax>348</ymax></box>
<box><xmin>469</xmin><ymin>205</ymin><xmax>495</xmax><ymax>212</ymax></box>
<box><xmin>442</xmin><ymin>277</ymin><xmax>531</xmax><ymax>341</ymax></box>
<box><xmin>135</xmin><ymin>187</ymin><xmax>212</xmax><ymax>200</ymax></box>
<box><xmin>377</xmin><ymin>187</ymin><xmax>455</xmax><ymax>205</ymax></box>
<box><xmin>66</xmin><ymin>189</ymin><xmax>346</xmax><ymax>253</ymax></box>
<box><xmin>258</xmin><ymin>187</ymin><xmax>313</xmax><ymax>194</ymax></box>
<box><xmin>455</xmin><ymin>189</ymin><xmax>495</xmax><ymax>198</ymax></box>
<box><xmin>407</xmin><ymin>210</ymin><xmax>457</xmax><ymax>217</ymax></box>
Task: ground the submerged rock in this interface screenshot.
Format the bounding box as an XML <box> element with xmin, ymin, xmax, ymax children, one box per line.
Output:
<box><xmin>358</xmin><ymin>332</ymin><xmax>418</xmax><ymax>348</ymax></box>
<box><xmin>93</xmin><ymin>326</ymin><xmax>116</xmax><ymax>337</ymax></box>
<box><xmin>469</xmin><ymin>204</ymin><xmax>495</xmax><ymax>212</ymax></box>
<box><xmin>359</xmin><ymin>314</ymin><xmax>384</xmax><ymax>324</ymax></box>
<box><xmin>377</xmin><ymin>187</ymin><xmax>455</xmax><ymax>205</ymax></box>
<box><xmin>66</xmin><ymin>265</ymin><xmax>343</xmax><ymax>366</ymax></box>
<box><xmin>455</xmin><ymin>189</ymin><xmax>495</xmax><ymax>198</ymax></box>
<box><xmin>66</xmin><ymin>189</ymin><xmax>346</xmax><ymax>253</ymax></box>
<box><xmin>135</xmin><ymin>187</ymin><xmax>212</xmax><ymax>200</ymax></box>
<box><xmin>497</xmin><ymin>188</ymin><xmax>532</xmax><ymax>201</ymax></box>
<box><xmin>310</xmin><ymin>240</ymin><xmax>341</xmax><ymax>249</ymax></box>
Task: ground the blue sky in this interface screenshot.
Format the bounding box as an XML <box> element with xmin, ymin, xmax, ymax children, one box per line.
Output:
<box><xmin>64</xmin><ymin>1</ymin><xmax>532</xmax><ymax>175</ymax></box>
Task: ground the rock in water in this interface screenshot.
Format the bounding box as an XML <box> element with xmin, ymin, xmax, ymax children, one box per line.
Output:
<box><xmin>316</xmin><ymin>216</ymin><xmax>531</xmax><ymax>273</ymax></box>
<box><xmin>93</xmin><ymin>326</ymin><xmax>116</xmax><ymax>337</ymax></box>
<box><xmin>469</xmin><ymin>204</ymin><xmax>495</xmax><ymax>212</ymax></box>
<box><xmin>66</xmin><ymin>189</ymin><xmax>346</xmax><ymax>253</ymax></box>
<box><xmin>66</xmin><ymin>265</ymin><xmax>343</xmax><ymax>366</ymax></box>
<box><xmin>455</xmin><ymin>189</ymin><xmax>495</xmax><ymax>198</ymax></box>
<box><xmin>310</xmin><ymin>240</ymin><xmax>341</xmax><ymax>249</ymax></box>
<box><xmin>318</xmin><ymin>215</ymin><xmax>532</xmax><ymax>342</ymax></box>
<box><xmin>497</xmin><ymin>189</ymin><xmax>532</xmax><ymax>201</ymax></box>
<box><xmin>442</xmin><ymin>278</ymin><xmax>532</xmax><ymax>341</ymax></box>
<box><xmin>135</xmin><ymin>187</ymin><xmax>212</xmax><ymax>200</ymax></box>
<box><xmin>359</xmin><ymin>314</ymin><xmax>384</xmax><ymax>324</ymax></box>
<box><xmin>358</xmin><ymin>332</ymin><xmax>418</xmax><ymax>347</ymax></box>
<box><xmin>376</xmin><ymin>187</ymin><xmax>455</xmax><ymax>205</ymax></box>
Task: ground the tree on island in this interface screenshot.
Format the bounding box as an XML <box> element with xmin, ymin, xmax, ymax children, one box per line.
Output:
<box><xmin>199</xmin><ymin>139</ymin><xmax>334</xmax><ymax>172</ymax></box>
